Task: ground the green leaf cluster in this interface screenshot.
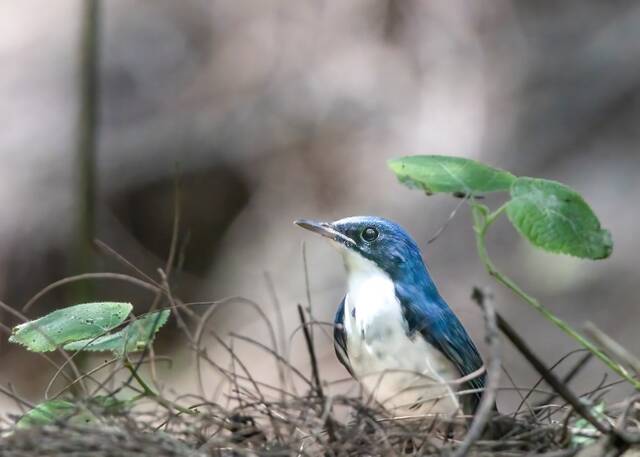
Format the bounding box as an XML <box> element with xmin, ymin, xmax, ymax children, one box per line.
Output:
<box><xmin>388</xmin><ymin>155</ymin><xmax>613</xmax><ymax>259</ymax></box>
<box><xmin>63</xmin><ymin>309</ymin><xmax>170</xmax><ymax>356</ymax></box>
<box><xmin>15</xmin><ymin>396</ymin><xmax>133</xmax><ymax>429</ymax></box>
<box><xmin>389</xmin><ymin>155</ymin><xmax>640</xmax><ymax>390</ymax></box>
<box><xmin>9</xmin><ymin>302</ymin><xmax>132</xmax><ymax>352</ymax></box>
<box><xmin>9</xmin><ymin>302</ymin><xmax>172</xmax><ymax>428</ymax></box>
<box><xmin>15</xmin><ymin>400</ymin><xmax>95</xmax><ymax>429</ymax></box>
<box><xmin>9</xmin><ymin>302</ymin><xmax>169</xmax><ymax>356</ymax></box>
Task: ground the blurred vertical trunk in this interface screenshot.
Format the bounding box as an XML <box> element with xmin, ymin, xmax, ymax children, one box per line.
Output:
<box><xmin>73</xmin><ymin>0</ymin><xmax>100</xmax><ymax>301</ymax></box>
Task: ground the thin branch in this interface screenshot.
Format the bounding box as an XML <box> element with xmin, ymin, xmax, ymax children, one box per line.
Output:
<box><xmin>486</xmin><ymin>304</ymin><xmax>614</xmax><ymax>437</ymax></box>
<box><xmin>297</xmin><ymin>305</ymin><xmax>324</xmax><ymax>399</ymax></box>
<box><xmin>164</xmin><ymin>170</ymin><xmax>182</xmax><ymax>280</ymax></box>
<box><xmin>535</xmin><ymin>351</ymin><xmax>593</xmax><ymax>412</ymax></box>
<box><xmin>427</xmin><ymin>194</ymin><xmax>468</xmax><ymax>244</ymax></box>
<box><xmin>515</xmin><ymin>349</ymin><xmax>588</xmax><ymax>416</ymax></box>
<box><xmin>22</xmin><ymin>272</ymin><xmax>164</xmax><ymax>313</ymax></box>
<box><xmin>451</xmin><ymin>286</ymin><xmax>500</xmax><ymax>457</ymax></box>
<box><xmin>583</xmin><ymin>322</ymin><xmax>640</xmax><ymax>376</ymax></box>
<box><xmin>264</xmin><ymin>271</ymin><xmax>287</xmax><ymax>394</ymax></box>
<box><xmin>297</xmin><ymin>304</ymin><xmax>336</xmax><ymax>443</ymax></box>
<box><xmin>93</xmin><ymin>239</ymin><xmax>161</xmax><ymax>287</ymax></box>
<box><xmin>0</xmin><ymin>384</ymin><xmax>35</xmax><ymax>411</ymax></box>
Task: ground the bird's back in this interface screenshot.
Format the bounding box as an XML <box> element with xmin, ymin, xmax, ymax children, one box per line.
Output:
<box><xmin>396</xmin><ymin>285</ymin><xmax>487</xmax><ymax>413</ymax></box>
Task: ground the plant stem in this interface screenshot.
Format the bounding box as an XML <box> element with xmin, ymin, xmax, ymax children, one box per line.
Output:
<box><xmin>124</xmin><ymin>359</ymin><xmax>154</xmax><ymax>395</ymax></box>
<box><xmin>123</xmin><ymin>359</ymin><xmax>196</xmax><ymax>415</ymax></box>
<box><xmin>471</xmin><ymin>203</ymin><xmax>640</xmax><ymax>390</ymax></box>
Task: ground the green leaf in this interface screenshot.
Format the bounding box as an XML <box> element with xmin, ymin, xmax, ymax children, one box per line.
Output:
<box><xmin>506</xmin><ymin>178</ymin><xmax>613</xmax><ymax>259</ymax></box>
<box><xmin>388</xmin><ymin>155</ymin><xmax>516</xmax><ymax>195</ymax></box>
<box><xmin>571</xmin><ymin>403</ymin><xmax>607</xmax><ymax>446</ymax></box>
<box><xmin>88</xmin><ymin>395</ymin><xmax>134</xmax><ymax>414</ymax></box>
<box><xmin>16</xmin><ymin>400</ymin><xmax>74</xmax><ymax>428</ymax></box>
<box><xmin>16</xmin><ymin>396</ymin><xmax>134</xmax><ymax>429</ymax></box>
<box><xmin>16</xmin><ymin>400</ymin><xmax>95</xmax><ymax>429</ymax></box>
<box><xmin>9</xmin><ymin>302</ymin><xmax>132</xmax><ymax>352</ymax></box>
<box><xmin>63</xmin><ymin>310</ymin><xmax>170</xmax><ymax>356</ymax></box>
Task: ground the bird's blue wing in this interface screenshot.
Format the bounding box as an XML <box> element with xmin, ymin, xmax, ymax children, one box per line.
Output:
<box><xmin>333</xmin><ymin>297</ymin><xmax>354</xmax><ymax>376</ymax></box>
<box><xmin>396</xmin><ymin>285</ymin><xmax>486</xmax><ymax>412</ymax></box>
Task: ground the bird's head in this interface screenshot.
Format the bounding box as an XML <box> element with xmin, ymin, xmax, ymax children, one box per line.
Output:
<box><xmin>295</xmin><ymin>216</ymin><xmax>428</xmax><ymax>281</ymax></box>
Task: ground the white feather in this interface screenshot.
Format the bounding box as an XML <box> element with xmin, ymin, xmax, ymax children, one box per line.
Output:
<box><xmin>339</xmin><ymin>247</ymin><xmax>461</xmax><ymax>415</ymax></box>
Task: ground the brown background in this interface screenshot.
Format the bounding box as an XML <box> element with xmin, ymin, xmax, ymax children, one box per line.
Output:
<box><xmin>0</xmin><ymin>0</ymin><xmax>638</xmax><ymax>414</ymax></box>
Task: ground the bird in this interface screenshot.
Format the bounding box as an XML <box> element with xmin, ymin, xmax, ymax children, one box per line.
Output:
<box><xmin>295</xmin><ymin>216</ymin><xmax>486</xmax><ymax>416</ymax></box>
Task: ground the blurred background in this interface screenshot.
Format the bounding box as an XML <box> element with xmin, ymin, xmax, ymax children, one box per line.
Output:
<box><xmin>1</xmin><ymin>0</ymin><xmax>639</xmax><ymax>415</ymax></box>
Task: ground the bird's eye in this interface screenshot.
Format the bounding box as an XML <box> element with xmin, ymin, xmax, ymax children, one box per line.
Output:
<box><xmin>361</xmin><ymin>227</ymin><xmax>379</xmax><ymax>242</ymax></box>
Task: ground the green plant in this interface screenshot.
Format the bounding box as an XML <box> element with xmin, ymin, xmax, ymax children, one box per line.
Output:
<box><xmin>8</xmin><ymin>302</ymin><xmax>184</xmax><ymax>427</ymax></box>
<box><xmin>388</xmin><ymin>155</ymin><xmax>637</xmax><ymax>388</ymax></box>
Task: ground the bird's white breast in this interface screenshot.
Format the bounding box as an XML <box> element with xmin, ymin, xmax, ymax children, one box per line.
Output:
<box><xmin>341</xmin><ymin>250</ymin><xmax>461</xmax><ymax>415</ymax></box>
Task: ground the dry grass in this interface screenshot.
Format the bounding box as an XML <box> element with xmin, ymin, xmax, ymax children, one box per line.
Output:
<box><xmin>0</xmin><ymin>291</ymin><xmax>634</xmax><ymax>457</ymax></box>
<box><xmin>0</xmin><ymin>235</ymin><xmax>639</xmax><ymax>456</ymax></box>
<box><xmin>0</xmin><ymin>387</ymin><xmax>571</xmax><ymax>457</ymax></box>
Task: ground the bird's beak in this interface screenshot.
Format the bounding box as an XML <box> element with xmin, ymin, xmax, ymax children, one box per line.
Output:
<box><xmin>294</xmin><ymin>219</ymin><xmax>356</xmax><ymax>248</ymax></box>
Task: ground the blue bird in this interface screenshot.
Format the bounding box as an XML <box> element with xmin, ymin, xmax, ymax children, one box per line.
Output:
<box><xmin>295</xmin><ymin>216</ymin><xmax>486</xmax><ymax>416</ymax></box>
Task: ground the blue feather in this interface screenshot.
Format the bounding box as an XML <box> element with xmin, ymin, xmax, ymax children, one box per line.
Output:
<box><xmin>333</xmin><ymin>298</ymin><xmax>353</xmax><ymax>376</ymax></box>
<box><xmin>395</xmin><ymin>283</ymin><xmax>486</xmax><ymax>412</ymax></box>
